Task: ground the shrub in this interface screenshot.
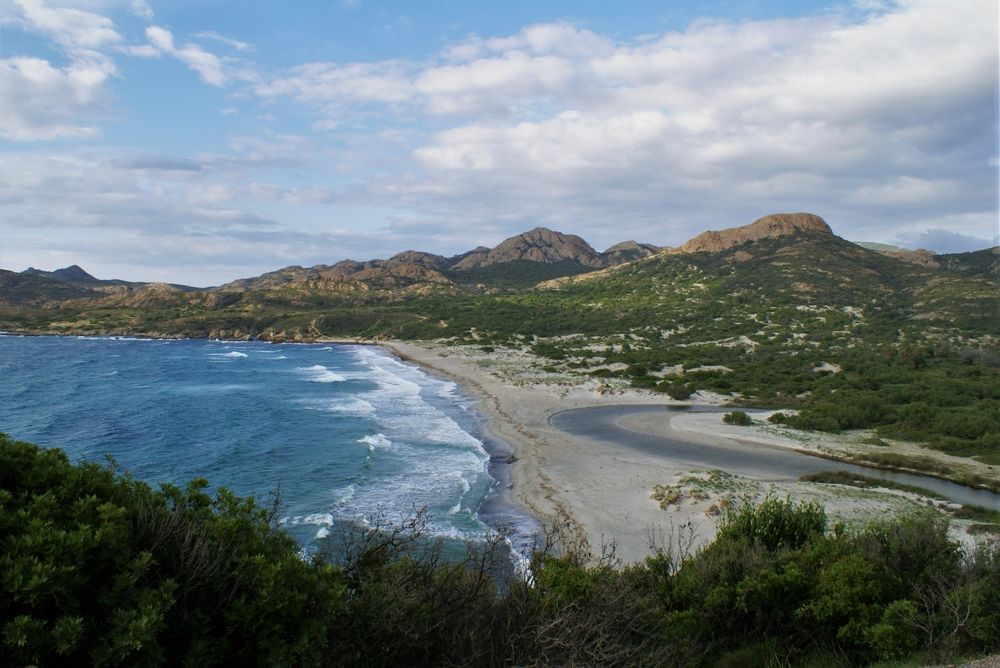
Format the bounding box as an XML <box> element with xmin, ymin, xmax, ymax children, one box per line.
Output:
<box><xmin>723</xmin><ymin>411</ymin><xmax>753</xmax><ymax>426</ymax></box>
<box><xmin>0</xmin><ymin>434</ymin><xmax>346</xmax><ymax>667</ymax></box>
<box><xmin>717</xmin><ymin>495</ymin><xmax>826</xmax><ymax>551</ymax></box>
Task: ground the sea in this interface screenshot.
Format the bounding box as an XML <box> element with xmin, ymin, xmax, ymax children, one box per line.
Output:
<box><xmin>0</xmin><ymin>334</ymin><xmax>539</xmax><ymax>559</ymax></box>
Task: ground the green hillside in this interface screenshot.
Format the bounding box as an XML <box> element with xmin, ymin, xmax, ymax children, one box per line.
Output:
<box><xmin>2</xmin><ymin>229</ymin><xmax>997</xmax><ymax>459</ymax></box>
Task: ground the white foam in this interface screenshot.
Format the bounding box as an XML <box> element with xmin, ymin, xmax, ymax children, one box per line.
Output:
<box><xmin>210</xmin><ymin>351</ymin><xmax>247</xmax><ymax>358</ymax></box>
<box><xmin>358</xmin><ymin>433</ymin><xmax>392</xmax><ymax>450</ymax></box>
<box><xmin>302</xmin><ymin>512</ymin><xmax>334</xmax><ymax>526</ymax></box>
<box><xmin>315</xmin><ymin>527</ymin><xmax>330</xmax><ymax>539</ymax></box>
<box><xmin>334</xmin><ymin>484</ymin><xmax>356</xmax><ymax>505</ymax></box>
<box><xmin>325</xmin><ymin>398</ymin><xmax>375</xmax><ymax>416</ymax></box>
<box><xmin>297</xmin><ymin>364</ymin><xmax>346</xmax><ymax>383</ymax></box>
<box><xmin>449</xmin><ymin>470</ymin><xmax>472</xmax><ymax>494</ymax></box>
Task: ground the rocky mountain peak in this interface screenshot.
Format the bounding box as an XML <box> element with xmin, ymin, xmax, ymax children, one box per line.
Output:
<box><xmin>23</xmin><ymin>264</ymin><xmax>101</xmax><ymax>284</ymax></box>
<box><xmin>450</xmin><ymin>227</ymin><xmax>605</xmax><ymax>270</ymax></box>
<box><xmin>678</xmin><ymin>213</ymin><xmax>832</xmax><ymax>254</ymax></box>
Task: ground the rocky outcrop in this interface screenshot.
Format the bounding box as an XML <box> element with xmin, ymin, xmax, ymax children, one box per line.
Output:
<box><xmin>602</xmin><ymin>240</ymin><xmax>662</xmax><ymax>264</ymax></box>
<box><xmin>450</xmin><ymin>227</ymin><xmax>607</xmax><ymax>270</ymax></box>
<box><xmin>677</xmin><ymin>213</ymin><xmax>833</xmax><ymax>254</ymax></box>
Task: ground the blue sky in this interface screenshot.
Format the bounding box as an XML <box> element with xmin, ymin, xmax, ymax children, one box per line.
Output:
<box><xmin>1</xmin><ymin>0</ymin><xmax>997</xmax><ymax>285</ymax></box>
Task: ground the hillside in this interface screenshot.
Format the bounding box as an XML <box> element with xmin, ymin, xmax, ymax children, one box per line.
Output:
<box><xmin>2</xmin><ymin>213</ymin><xmax>997</xmax><ymax>460</ymax></box>
<box><xmin>215</xmin><ymin>227</ymin><xmax>659</xmax><ymax>294</ymax></box>
<box><xmin>0</xmin><ymin>269</ymin><xmax>101</xmax><ymax>305</ymax></box>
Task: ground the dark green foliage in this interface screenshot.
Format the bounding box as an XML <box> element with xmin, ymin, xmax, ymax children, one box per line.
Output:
<box><xmin>717</xmin><ymin>495</ymin><xmax>826</xmax><ymax>551</ymax></box>
<box><xmin>723</xmin><ymin>410</ymin><xmax>753</xmax><ymax>426</ymax></box>
<box><xmin>3</xmin><ymin>428</ymin><xmax>1000</xmax><ymax>666</ymax></box>
<box><xmin>0</xmin><ymin>434</ymin><xmax>346</xmax><ymax>666</ymax></box>
<box><xmin>660</xmin><ymin>380</ymin><xmax>693</xmax><ymax>400</ymax></box>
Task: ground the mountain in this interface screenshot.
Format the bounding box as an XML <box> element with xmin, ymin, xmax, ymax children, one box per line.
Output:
<box><xmin>217</xmin><ymin>227</ymin><xmax>660</xmax><ymax>294</ymax></box>
<box><xmin>602</xmin><ymin>240</ymin><xmax>662</xmax><ymax>264</ymax></box>
<box><xmin>20</xmin><ymin>265</ymin><xmax>198</xmax><ymax>292</ymax></box>
<box><xmin>2</xmin><ymin>212</ymin><xmax>995</xmax><ymax>343</ymax></box>
<box><xmin>855</xmin><ymin>242</ymin><xmax>999</xmax><ymax>276</ymax></box>
<box><xmin>449</xmin><ymin>227</ymin><xmax>608</xmax><ymax>270</ymax></box>
<box><xmin>0</xmin><ymin>269</ymin><xmax>101</xmax><ymax>305</ymax></box>
<box><xmin>676</xmin><ymin>212</ymin><xmax>832</xmax><ymax>253</ymax></box>
<box><xmin>936</xmin><ymin>247</ymin><xmax>999</xmax><ymax>278</ymax></box>
<box><xmin>22</xmin><ymin>264</ymin><xmax>104</xmax><ymax>285</ymax></box>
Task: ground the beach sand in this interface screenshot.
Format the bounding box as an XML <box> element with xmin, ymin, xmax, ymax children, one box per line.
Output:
<box><xmin>382</xmin><ymin>341</ymin><xmax>1000</xmax><ymax>563</ymax></box>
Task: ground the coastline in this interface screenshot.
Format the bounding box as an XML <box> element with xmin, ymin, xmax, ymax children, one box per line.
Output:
<box><xmin>5</xmin><ymin>332</ymin><xmax>996</xmax><ymax>559</ymax></box>
<box><xmin>381</xmin><ymin>340</ymin><xmax>1000</xmax><ymax>562</ymax></box>
<box><xmin>381</xmin><ymin>340</ymin><xmax>722</xmax><ymax>563</ymax></box>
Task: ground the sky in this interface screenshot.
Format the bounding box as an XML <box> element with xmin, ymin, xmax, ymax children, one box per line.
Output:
<box><xmin>0</xmin><ymin>0</ymin><xmax>997</xmax><ymax>286</ymax></box>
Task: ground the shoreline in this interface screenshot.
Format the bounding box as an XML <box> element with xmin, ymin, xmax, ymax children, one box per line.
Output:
<box><xmin>380</xmin><ymin>340</ymin><xmax>1000</xmax><ymax>562</ymax></box>
<box><xmin>381</xmin><ymin>340</ymin><xmax>722</xmax><ymax>562</ymax></box>
<box><xmin>5</xmin><ymin>333</ymin><xmax>996</xmax><ymax>559</ymax></box>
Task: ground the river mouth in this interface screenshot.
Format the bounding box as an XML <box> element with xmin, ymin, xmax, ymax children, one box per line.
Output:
<box><xmin>549</xmin><ymin>404</ymin><xmax>1000</xmax><ymax>510</ymax></box>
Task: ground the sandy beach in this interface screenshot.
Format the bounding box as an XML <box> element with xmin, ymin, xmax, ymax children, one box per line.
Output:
<box><xmin>382</xmin><ymin>340</ymin><xmax>1000</xmax><ymax>563</ymax></box>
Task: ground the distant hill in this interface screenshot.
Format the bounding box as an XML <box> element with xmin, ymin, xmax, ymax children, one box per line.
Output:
<box><xmin>19</xmin><ymin>265</ymin><xmax>199</xmax><ymax>292</ymax></box>
<box><xmin>0</xmin><ymin>269</ymin><xmax>101</xmax><ymax>305</ymax></box>
<box><xmin>216</xmin><ymin>227</ymin><xmax>661</xmax><ymax>293</ymax></box>
<box><xmin>853</xmin><ymin>242</ymin><xmax>998</xmax><ymax>276</ymax></box>
<box><xmin>450</xmin><ymin>227</ymin><xmax>607</xmax><ymax>270</ymax></box>
<box><xmin>936</xmin><ymin>246</ymin><xmax>999</xmax><ymax>278</ymax></box>
<box><xmin>22</xmin><ymin>264</ymin><xmax>105</xmax><ymax>285</ymax></box>
<box><xmin>1</xmin><ymin>212</ymin><xmax>995</xmax><ymax>342</ymax></box>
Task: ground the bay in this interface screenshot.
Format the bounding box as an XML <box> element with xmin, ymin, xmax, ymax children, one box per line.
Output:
<box><xmin>0</xmin><ymin>335</ymin><xmax>531</xmax><ymax>553</ymax></box>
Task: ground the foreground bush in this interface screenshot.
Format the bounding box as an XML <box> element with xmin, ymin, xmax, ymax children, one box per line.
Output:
<box><xmin>0</xmin><ymin>434</ymin><xmax>346</xmax><ymax>666</ymax></box>
<box><xmin>2</xmin><ymin>434</ymin><xmax>998</xmax><ymax>666</ymax></box>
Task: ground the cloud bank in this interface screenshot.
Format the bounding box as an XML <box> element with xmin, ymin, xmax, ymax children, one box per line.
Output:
<box><xmin>0</xmin><ymin>0</ymin><xmax>996</xmax><ymax>284</ymax></box>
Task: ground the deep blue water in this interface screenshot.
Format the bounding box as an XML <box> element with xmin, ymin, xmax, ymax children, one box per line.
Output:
<box><xmin>0</xmin><ymin>335</ymin><xmax>529</xmax><ymax>551</ymax></box>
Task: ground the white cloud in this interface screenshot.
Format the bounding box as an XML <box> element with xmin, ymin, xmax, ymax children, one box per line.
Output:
<box><xmin>0</xmin><ymin>0</ymin><xmax>124</xmax><ymax>140</ymax></box>
<box><xmin>1</xmin><ymin>0</ymin><xmax>996</xmax><ymax>280</ymax></box>
<box><xmin>137</xmin><ymin>25</ymin><xmax>228</xmax><ymax>86</ymax></box>
<box><xmin>127</xmin><ymin>0</ymin><xmax>152</xmax><ymax>19</ymax></box>
<box><xmin>255</xmin><ymin>61</ymin><xmax>413</xmax><ymax>104</ymax></box>
<box><xmin>14</xmin><ymin>0</ymin><xmax>122</xmax><ymax>54</ymax></box>
<box><xmin>0</xmin><ymin>57</ymin><xmax>112</xmax><ymax>140</ymax></box>
<box><xmin>195</xmin><ymin>31</ymin><xmax>253</xmax><ymax>52</ymax></box>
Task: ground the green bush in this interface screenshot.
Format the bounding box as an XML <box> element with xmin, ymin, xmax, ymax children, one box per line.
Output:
<box><xmin>3</xmin><ymin>433</ymin><xmax>999</xmax><ymax>667</ymax></box>
<box><xmin>723</xmin><ymin>411</ymin><xmax>753</xmax><ymax>426</ymax></box>
<box><xmin>0</xmin><ymin>433</ymin><xmax>346</xmax><ymax>666</ymax></box>
<box><xmin>717</xmin><ymin>495</ymin><xmax>826</xmax><ymax>551</ymax></box>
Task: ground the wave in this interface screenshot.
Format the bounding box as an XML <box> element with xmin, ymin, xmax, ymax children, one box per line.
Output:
<box><xmin>297</xmin><ymin>364</ymin><xmax>346</xmax><ymax>383</ymax></box>
<box><xmin>326</xmin><ymin>398</ymin><xmax>375</xmax><ymax>416</ymax></box>
<box><xmin>358</xmin><ymin>433</ymin><xmax>392</xmax><ymax>450</ymax></box>
<box><xmin>209</xmin><ymin>351</ymin><xmax>248</xmax><ymax>358</ymax></box>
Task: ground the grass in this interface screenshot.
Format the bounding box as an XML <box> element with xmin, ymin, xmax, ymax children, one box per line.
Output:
<box><xmin>952</xmin><ymin>504</ymin><xmax>1000</xmax><ymax>525</ymax></box>
<box><xmin>799</xmin><ymin>471</ymin><xmax>946</xmax><ymax>500</ymax></box>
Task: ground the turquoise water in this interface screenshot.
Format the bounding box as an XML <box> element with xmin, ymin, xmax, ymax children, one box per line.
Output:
<box><xmin>0</xmin><ymin>335</ymin><xmax>533</xmax><ymax>552</ymax></box>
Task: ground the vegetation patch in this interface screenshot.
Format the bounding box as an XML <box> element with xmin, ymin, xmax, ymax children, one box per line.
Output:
<box><xmin>723</xmin><ymin>410</ymin><xmax>753</xmax><ymax>426</ymax></box>
<box><xmin>3</xmin><ymin>434</ymin><xmax>1000</xmax><ymax>667</ymax></box>
<box><xmin>951</xmin><ymin>504</ymin><xmax>1000</xmax><ymax>525</ymax></box>
<box><xmin>800</xmin><ymin>470</ymin><xmax>946</xmax><ymax>500</ymax></box>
